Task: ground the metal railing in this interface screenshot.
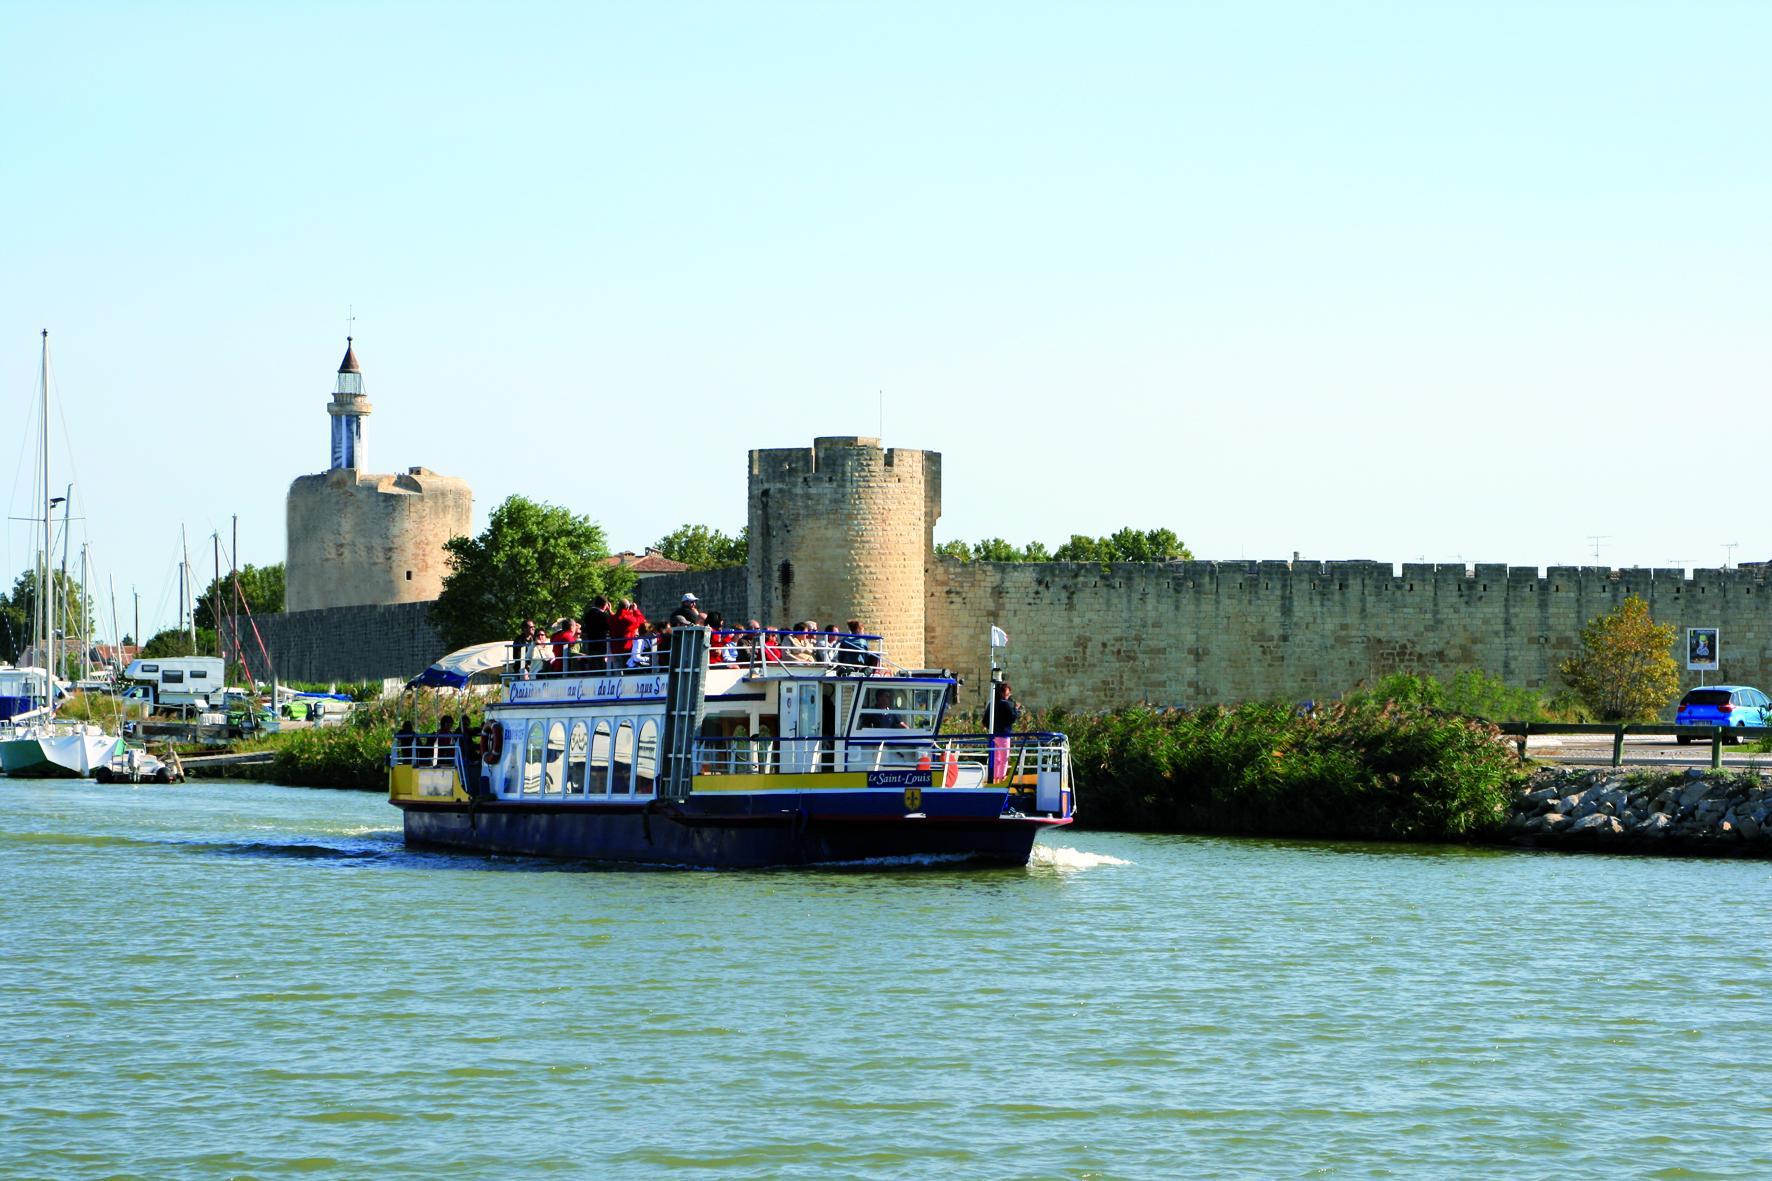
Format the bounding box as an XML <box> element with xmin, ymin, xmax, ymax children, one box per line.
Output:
<box><xmin>1496</xmin><ymin>721</ymin><xmax>1772</xmax><ymax>769</ymax></box>
<box><xmin>692</xmin><ymin>732</ymin><xmax>1070</xmax><ymax>782</ymax></box>
<box><xmin>390</xmin><ymin>732</ymin><xmax>473</xmax><ymax>768</ymax></box>
<box><xmin>499</xmin><ymin>629</ymin><xmax>893</xmax><ymax>682</ymax></box>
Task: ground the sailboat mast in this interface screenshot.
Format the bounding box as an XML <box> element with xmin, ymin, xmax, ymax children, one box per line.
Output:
<box><xmin>181</xmin><ymin>525</ymin><xmax>194</xmax><ymax>647</ymax></box>
<box><xmin>80</xmin><ymin>543</ymin><xmax>90</xmax><ymax>683</ymax></box>
<box><xmin>59</xmin><ymin>486</ymin><xmax>73</xmax><ymax>681</ymax></box>
<box><xmin>40</xmin><ymin>331</ymin><xmax>52</xmax><ymax>697</ymax></box>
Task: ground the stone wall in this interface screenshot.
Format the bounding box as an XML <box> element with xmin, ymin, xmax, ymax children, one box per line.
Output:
<box><xmin>748</xmin><ymin>437</ymin><xmax>938</xmax><ymax>669</ymax></box>
<box><xmin>253</xmin><ymin>601</ymin><xmax>447</xmax><ymax>685</ymax></box>
<box><xmin>632</xmin><ymin>566</ymin><xmax>749</xmax><ymax>626</ymax></box>
<box><xmin>926</xmin><ymin>558</ymin><xmax>1772</xmax><ymax>718</ymax></box>
<box><xmin>286</xmin><ymin>466</ymin><xmax>472</xmax><ymax>612</ymax></box>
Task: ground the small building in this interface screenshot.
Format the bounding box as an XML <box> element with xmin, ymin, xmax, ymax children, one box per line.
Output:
<box><xmin>603</xmin><ymin>549</ymin><xmax>691</xmax><ymax>579</ymax></box>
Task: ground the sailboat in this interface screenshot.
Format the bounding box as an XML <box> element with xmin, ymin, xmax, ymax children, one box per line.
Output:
<box><xmin>0</xmin><ymin>332</ymin><xmax>123</xmax><ymax>778</ymax></box>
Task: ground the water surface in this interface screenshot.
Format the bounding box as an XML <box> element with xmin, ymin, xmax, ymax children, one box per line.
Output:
<box><xmin>2</xmin><ymin>780</ymin><xmax>1767</xmax><ymax>1178</ymax></box>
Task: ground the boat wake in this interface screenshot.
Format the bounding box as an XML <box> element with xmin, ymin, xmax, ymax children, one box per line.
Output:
<box><xmin>1029</xmin><ymin>844</ymin><xmax>1132</xmax><ymax>872</ymax></box>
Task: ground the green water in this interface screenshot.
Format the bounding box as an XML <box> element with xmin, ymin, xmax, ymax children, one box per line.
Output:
<box><xmin>2</xmin><ymin>781</ymin><xmax>1768</xmax><ymax>1179</ymax></box>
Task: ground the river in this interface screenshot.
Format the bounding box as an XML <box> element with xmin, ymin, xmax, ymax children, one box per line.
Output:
<box><xmin>2</xmin><ymin>779</ymin><xmax>1767</xmax><ymax>1179</ymax></box>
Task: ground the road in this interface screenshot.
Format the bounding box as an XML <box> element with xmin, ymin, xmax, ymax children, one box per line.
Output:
<box><xmin>1523</xmin><ymin>733</ymin><xmax>1772</xmax><ymax>769</ymax></box>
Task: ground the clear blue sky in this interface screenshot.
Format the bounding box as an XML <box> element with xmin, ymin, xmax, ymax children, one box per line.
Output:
<box><xmin>3</xmin><ymin>1</ymin><xmax>1766</xmax><ymax>640</ymax></box>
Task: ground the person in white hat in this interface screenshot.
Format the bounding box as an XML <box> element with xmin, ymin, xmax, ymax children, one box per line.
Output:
<box><xmin>670</xmin><ymin>593</ymin><xmax>706</xmax><ymax>628</ymax></box>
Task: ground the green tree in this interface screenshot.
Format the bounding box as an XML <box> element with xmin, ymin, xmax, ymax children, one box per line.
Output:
<box><xmin>195</xmin><ymin>562</ymin><xmax>285</xmax><ymax>629</ymax></box>
<box><xmin>972</xmin><ymin>537</ymin><xmax>1020</xmax><ymax>562</ymax></box>
<box><xmin>934</xmin><ymin>539</ymin><xmax>972</xmax><ymax>562</ymax></box>
<box><xmin>653</xmin><ymin>524</ymin><xmax>748</xmax><ymax>570</ymax></box>
<box><xmin>141</xmin><ymin>627</ymin><xmax>218</xmax><ymax>659</ymax></box>
<box><xmin>432</xmin><ymin>495</ymin><xmax>634</xmax><ymax>650</ymax></box>
<box><xmin>1021</xmin><ymin>540</ymin><xmax>1052</xmax><ymax>562</ymax></box>
<box><xmin>0</xmin><ymin>568</ymin><xmax>94</xmax><ymax>663</ymax></box>
<box><xmin>1052</xmin><ymin>535</ymin><xmax>1106</xmax><ymax>562</ymax></box>
<box><xmin>1559</xmin><ymin>594</ymin><xmax>1680</xmax><ymax>722</ymax></box>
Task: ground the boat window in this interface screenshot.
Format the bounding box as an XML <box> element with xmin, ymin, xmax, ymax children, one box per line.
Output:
<box><xmin>523</xmin><ymin>724</ymin><xmax>544</xmax><ymax>795</ymax></box>
<box><xmin>636</xmin><ymin>720</ymin><xmax>658</xmax><ymax>796</ymax></box>
<box><xmin>545</xmin><ymin>722</ymin><xmax>566</xmax><ymax>795</ymax></box>
<box><xmin>855</xmin><ymin>684</ymin><xmax>941</xmax><ymax>731</ymax></box>
<box><xmin>567</xmin><ymin>722</ymin><xmax>588</xmax><ymax>795</ymax></box>
<box><xmin>589</xmin><ymin>721</ymin><xmax>611</xmax><ymax>793</ymax></box>
<box><xmin>611</xmin><ymin>721</ymin><xmax>634</xmax><ymax>794</ymax></box>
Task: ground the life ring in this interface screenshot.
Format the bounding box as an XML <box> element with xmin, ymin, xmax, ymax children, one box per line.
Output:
<box><xmin>481</xmin><ymin>721</ymin><xmax>504</xmax><ymax>763</ymax></box>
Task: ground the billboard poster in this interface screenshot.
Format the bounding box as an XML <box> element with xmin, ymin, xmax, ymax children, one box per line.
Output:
<box><xmin>1686</xmin><ymin>627</ymin><xmax>1720</xmax><ymax>672</ymax></box>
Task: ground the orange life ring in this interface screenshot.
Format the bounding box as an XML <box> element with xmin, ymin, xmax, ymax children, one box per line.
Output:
<box><xmin>481</xmin><ymin>721</ymin><xmax>504</xmax><ymax>763</ymax></box>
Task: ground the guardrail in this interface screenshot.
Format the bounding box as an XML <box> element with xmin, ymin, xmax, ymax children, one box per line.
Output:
<box><xmin>1496</xmin><ymin>722</ymin><xmax>1772</xmax><ymax>769</ymax></box>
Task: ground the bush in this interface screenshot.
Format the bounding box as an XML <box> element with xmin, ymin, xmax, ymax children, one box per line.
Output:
<box><xmin>1348</xmin><ymin>670</ymin><xmax>1572</xmax><ymax>723</ymax></box>
<box><xmin>268</xmin><ymin>691</ymin><xmax>495</xmax><ymax>790</ymax></box>
<box><xmin>1033</xmin><ymin>699</ymin><xmax>1526</xmax><ymax>840</ymax></box>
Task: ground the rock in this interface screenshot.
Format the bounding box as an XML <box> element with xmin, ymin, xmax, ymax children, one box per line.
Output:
<box><xmin>1532</xmin><ymin>812</ymin><xmax>1568</xmax><ymax>833</ymax></box>
<box><xmin>1736</xmin><ymin>817</ymin><xmax>1760</xmax><ymax>840</ymax></box>
<box><xmin>1679</xmin><ymin>782</ymin><xmax>1712</xmax><ymax>810</ymax></box>
<box><xmin>1521</xmin><ymin>786</ymin><xmax>1561</xmax><ymax>809</ymax></box>
<box><xmin>1719</xmin><ymin>821</ymin><xmax>1737</xmax><ymax>838</ymax></box>
<box><xmin>1641</xmin><ymin>812</ymin><xmax>1673</xmax><ymax>837</ymax></box>
<box><xmin>1558</xmin><ymin>791</ymin><xmax>1589</xmax><ymax>814</ymax></box>
<box><xmin>1569</xmin><ymin>813</ymin><xmax>1624</xmax><ymax>835</ymax></box>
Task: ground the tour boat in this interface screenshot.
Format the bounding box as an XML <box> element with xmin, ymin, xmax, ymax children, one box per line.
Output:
<box><xmin>387</xmin><ymin>629</ymin><xmax>1075</xmax><ymax>867</ymax></box>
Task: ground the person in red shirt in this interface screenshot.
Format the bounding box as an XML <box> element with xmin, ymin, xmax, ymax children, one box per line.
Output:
<box><xmin>548</xmin><ymin>618</ymin><xmax>579</xmax><ymax>673</ymax></box>
<box><xmin>608</xmin><ymin>599</ymin><xmax>647</xmax><ymax>662</ymax></box>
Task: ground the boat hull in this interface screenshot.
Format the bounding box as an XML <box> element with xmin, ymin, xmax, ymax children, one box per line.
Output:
<box><xmin>0</xmin><ymin>733</ymin><xmax>124</xmax><ymax>778</ymax></box>
<box><xmin>397</xmin><ymin>798</ymin><xmax>1067</xmax><ymax>868</ymax></box>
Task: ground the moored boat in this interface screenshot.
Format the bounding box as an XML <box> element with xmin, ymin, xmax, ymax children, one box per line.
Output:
<box><xmin>388</xmin><ymin>628</ymin><xmax>1074</xmax><ymax>867</ymax></box>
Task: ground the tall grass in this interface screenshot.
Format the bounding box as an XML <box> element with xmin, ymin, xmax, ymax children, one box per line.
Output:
<box><xmin>1037</xmin><ymin>700</ymin><xmax>1525</xmax><ymax>840</ymax></box>
<box><xmin>267</xmin><ymin>691</ymin><xmax>493</xmax><ymax>790</ymax></box>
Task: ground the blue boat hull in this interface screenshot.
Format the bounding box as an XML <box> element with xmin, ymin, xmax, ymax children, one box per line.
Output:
<box><xmin>398</xmin><ymin>798</ymin><xmax>1064</xmax><ymax>868</ymax></box>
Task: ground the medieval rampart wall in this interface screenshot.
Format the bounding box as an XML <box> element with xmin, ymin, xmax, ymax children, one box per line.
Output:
<box><xmin>254</xmin><ymin>601</ymin><xmax>447</xmax><ymax>685</ymax></box>
<box><xmin>926</xmin><ymin>559</ymin><xmax>1771</xmax><ymax>716</ymax></box>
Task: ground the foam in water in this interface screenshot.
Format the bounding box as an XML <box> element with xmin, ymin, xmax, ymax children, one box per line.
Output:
<box><xmin>1029</xmin><ymin>844</ymin><xmax>1132</xmax><ymax>871</ymax></box>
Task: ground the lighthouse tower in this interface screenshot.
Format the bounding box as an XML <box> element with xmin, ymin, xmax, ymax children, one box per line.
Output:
<box><xmin>327</xmin><ymin>337</ymin><xmax>372</xmax><ymax>470</ymax></box>
<box><xmin>285</xmin><ymin>337</ymin><xmax>473</xmax><ymax>613</ymax></box>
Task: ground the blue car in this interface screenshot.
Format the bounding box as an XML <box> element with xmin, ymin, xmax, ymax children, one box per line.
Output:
<box><xmin>1675</xmin><ymin>685</ymin><xmax>1771</xmax><ymax>742</ymax></box>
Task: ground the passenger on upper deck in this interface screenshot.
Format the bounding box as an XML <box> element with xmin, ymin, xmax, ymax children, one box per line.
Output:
<box><xmin>670</xmin><ymin>593</ymin><xmax>705</xmax><ymax>629</ymax></box>
<box><xmin>837</xmin><ymin>620</ymin><xmax>877</xmax><ymax>673</ymax></box>
<box><xmin>548</xmin><ymin>618</ymin><xmax>579</xmax><ymax>673</ymax></box>
<box><xmin>609</xmin><ymin>599</ymin><xmax>647</xmax><ymax>663</ymax></box>
<box><xmin>513</xmin><ymin>620</ymin><xmax>538</xmax><ymax>671</ymax></box>
<box><xmin>821</xmin><ymin>624</ymin><xmax>842</xmax><ymax>665</ymax></box>
<box><xmin>785</xmin><ymin>622</ymin><xmax>818</xmax><ymax>663</ymax></box>
<box><xmin>581</xmin><ymin>596</ymin><xmax>612</xmax><ymax>669</ymax></box>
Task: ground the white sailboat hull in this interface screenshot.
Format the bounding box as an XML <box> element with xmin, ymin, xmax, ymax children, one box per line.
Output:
<box><xmin>0</xmin><ymin>730</ymin><xmax>123</xmax><ymax>778</ymax></box>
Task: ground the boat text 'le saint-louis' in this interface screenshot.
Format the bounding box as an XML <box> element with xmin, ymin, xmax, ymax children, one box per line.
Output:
<box><xmin>387</xmin><ymin>627</ymin><xmax>1075</xmax><ymax>868</ymax></box>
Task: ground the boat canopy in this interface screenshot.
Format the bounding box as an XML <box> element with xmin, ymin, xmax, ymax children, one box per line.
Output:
<box><xmin>409</xmin><ymin>642</ymin><xmax>511</xmax><ymax>689</ymax></box>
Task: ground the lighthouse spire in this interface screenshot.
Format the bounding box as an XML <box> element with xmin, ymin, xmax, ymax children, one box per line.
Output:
<box><xmin>327</xmin><ymin>335</ymin><xmax>373</xmax><ymax>470</ymax></box>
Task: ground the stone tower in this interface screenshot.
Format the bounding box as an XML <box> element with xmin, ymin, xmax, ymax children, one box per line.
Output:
<box><xmin>747</xmin><ymin>437</ymin><xmax>941</xmax><ymax>669</ymax></box>
<box><xmin>285</xmin><ymin>339</ymin><xmax>473</xmax><ymax>613</ymax></box>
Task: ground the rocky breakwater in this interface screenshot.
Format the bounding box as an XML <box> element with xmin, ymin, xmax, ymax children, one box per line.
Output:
<box><xmin>1505</xmin><ymin>768</ymin><xmax>1772</xmax><ymax>857</ymax></box>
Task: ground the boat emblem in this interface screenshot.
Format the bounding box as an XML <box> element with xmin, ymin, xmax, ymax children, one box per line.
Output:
<box><xmin>903</xmin><ymin>786</ymin><xmax>922</xmax><ymax>810</ymax></box>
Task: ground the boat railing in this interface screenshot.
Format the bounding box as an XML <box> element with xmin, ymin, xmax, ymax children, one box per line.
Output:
<box><xmin>390</xmin><ymin>732</ymin><xmax>471</xmax><ymax>768</ymax></box>
<box><xmin>499</xmin><ymin>629</ymin><xmax>897</xmax><ymax>683</ymax></box>
<box><xmin>693</xmin><ymin>731</ymin><xmax>1070</xmax><ymax>783</ymax></box>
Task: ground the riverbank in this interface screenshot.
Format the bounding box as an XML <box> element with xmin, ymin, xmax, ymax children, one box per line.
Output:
<box><xmin>1502</xmin><ymin>767</ymin><xmax>1772</xmax><ymax>857</ymax></box>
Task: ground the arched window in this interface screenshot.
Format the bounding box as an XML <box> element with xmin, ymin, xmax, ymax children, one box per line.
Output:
<box><xmin>545</xmin><ymin>722</ymin><xmax>567</xmax><ymax>795</ymax></box>
<box><xmin>636</xmin><ymin>719</ymin><xmax>659</xmax><ymax>796</ymax></box>
<box><xmin>612</xmin><ymin>721</ymin><xmax>634</xmax><ymax>795</ymax></box>
<box><xmin>523</xmin><ymin>724</ymin><xmax>544</xmax><ymax>795</ymax></box>
<box><xmin>567</xmin><ymin>722</ymin><xmax>589</xmax><ymax>795</ymax></box>
<box><xmin>590</xmin><ymin>721</ymin><xmax>611</xmax><ymax>795</ymax></box>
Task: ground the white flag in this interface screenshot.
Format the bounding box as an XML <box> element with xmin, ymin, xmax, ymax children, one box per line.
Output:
<box><xmin>990</xmin><ymin>626</ymin><xmax>1008</xmax><ymax>648</ymax></box>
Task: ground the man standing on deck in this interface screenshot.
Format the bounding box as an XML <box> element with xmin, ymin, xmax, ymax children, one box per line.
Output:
<box><xmin>983</xmin><ymin>682</ymin><xmax>1020</xmax><ymax>782</ymax></box>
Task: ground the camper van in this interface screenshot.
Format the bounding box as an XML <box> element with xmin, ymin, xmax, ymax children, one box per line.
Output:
<box><xmin>121</xmin><ymin>656</ymin><xmax>225</xmax><ymax>709</ymax></box>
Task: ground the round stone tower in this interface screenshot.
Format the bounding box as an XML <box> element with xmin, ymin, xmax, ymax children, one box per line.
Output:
<box><xmin>285</xmin><ymin>339</ymin><xmax>474</xmax><ymax>613</ymax></box>
<box><xmin>747</xmin><ymin>437</ymin><xmax>941</xmax><ymax>669</ymax></box>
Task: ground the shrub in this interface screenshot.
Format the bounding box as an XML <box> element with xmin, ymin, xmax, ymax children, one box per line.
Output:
<box><xmin>1031</xmin><ymin>699</ymin><xmax>1525</xmax><ymax>840</ymax></box>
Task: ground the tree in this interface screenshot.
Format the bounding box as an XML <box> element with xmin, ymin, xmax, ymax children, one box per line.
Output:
<box><xmin>194</xmin><ymin>563</ymin><xmax>285</xmax><ymax>629</ymax></box>
<box><xmin>432</xmin><ymin>495</ymin><xmax>635</xmax><ymax>650</ymax></box>
<box><xmin>653</xmin><ymin>524</ymin><xmax>748</xmax><ymax>570</ymax></box>
<box><xmin>1559</xmin><ymin>594</ymin><xmax>1680</xmax><ymax>722</ymax></box>
<box><xmin>972</xmin><ymin>538</ymin><xmax>1020</xmax><ymax>562</ymax></box>
<box><xmin>0</xmin><ymin>568</ymin><xmax>94</xmax><ymax>664</ymax></box>
<box><xmin>934</xmin><ymin>540</ymin><xmax>972</xmax><ymax>562</ymax></box>
<box><xmin>141</xmin><ymin>627</ymin><xmax>218</xmax><ymax>659</ymax></box>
